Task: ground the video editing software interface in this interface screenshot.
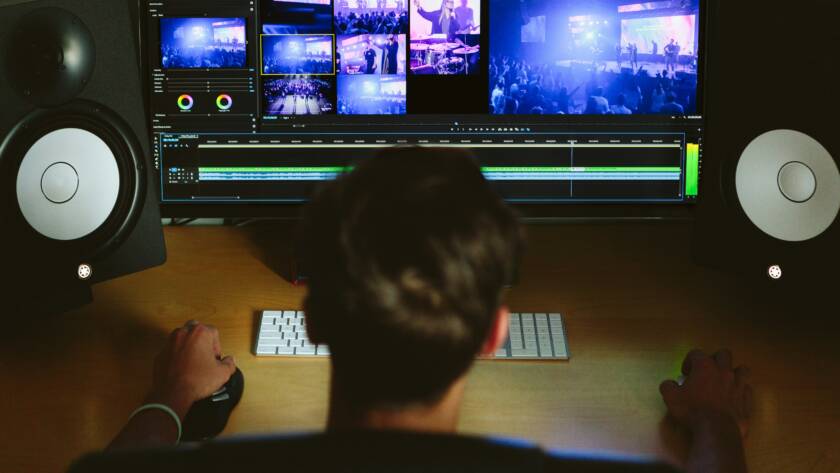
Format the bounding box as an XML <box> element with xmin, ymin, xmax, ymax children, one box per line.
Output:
<box><xmin>146</xmin><ymin>0</ymin><xmax>704</xmax><ymax>204</ymax></box>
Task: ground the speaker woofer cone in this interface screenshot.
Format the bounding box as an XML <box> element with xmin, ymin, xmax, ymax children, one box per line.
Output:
<box><xmin>0</xmin><ymin>100</ymin><xmax>144</xmax><ymax>262</ymax></box>
<box><xmin>735</xmin><ymin>129</ymin><xmax>840</xmax><ymax>242</ymax></box>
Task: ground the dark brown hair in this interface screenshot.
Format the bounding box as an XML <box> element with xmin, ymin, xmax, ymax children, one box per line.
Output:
<box><xmin>302</xmin><ymin>147</ymin><xmax>523</xmax><ymax>407</ymax></box>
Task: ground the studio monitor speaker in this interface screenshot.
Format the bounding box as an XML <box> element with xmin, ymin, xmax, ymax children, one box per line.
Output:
<box><xmin>0</xmin><ymin>0</ymin><xmax>165</xmax><ymax>313</ymax></box>
<box><xmin>694</xmin><ymin>0</ymin><xmax>840</xmax><ymax>288</ymax></box>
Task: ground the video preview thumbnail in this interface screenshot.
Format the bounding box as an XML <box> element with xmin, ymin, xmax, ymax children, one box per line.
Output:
<box><xmin>335</xmin><ymin>0</ymin><xmax>409</xmax><ymax>35</ymax></box>
<box><xmin>408</xmin><ymin>0</ymin><xmax>481</xmax><ymax>76</ymax></box>
<box><xmin>160</xmin><ymin>17</ymin><xmax>247</xmax><ymax>69</ymax></box>
<box><xmin>337</xmin><ymin>34</ymin><xmax>406</xmax><ymax>75</ymax></box>
<box><xmin>263</xmin><ymin>77</ymin><xmax>336</xmax><ymax>115</ymax></box>
<box><xmin>262</xmin><ymin>34</ymin><xmax>335</xmax><ymax>75</ymax></box>
<box><xmin>489</xmin><ymin>0</ymin><xmax>700</xmax><ymax>115</ymax></box>
<box><xmin>338</xmin><ymin>75</ymin><xmax>406</xmax><ymax>115</ymax></box>
<box><xmin>262</xmin><ymin>0</ymin><xmax>334</xmax><ymax>35</ymax></box>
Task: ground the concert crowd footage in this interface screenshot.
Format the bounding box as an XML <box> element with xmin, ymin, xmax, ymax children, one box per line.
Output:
<box><xmin>160</xmin><ymin>18</ymin><xmax>247</xmax><ymax>69</ymax></box>
<box><xmin>490</xmin><ymin>0</ymin><xmax>701</xmax><ymax>115</ymax></box>
<box><xmin>162</xmin><ymin>0</ymin><xmax>701</xmax><ymax>115</ymax></box>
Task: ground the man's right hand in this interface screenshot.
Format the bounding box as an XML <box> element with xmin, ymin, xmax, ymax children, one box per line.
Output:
<box><xmin>150</xmin><ymin>321</ymin><xmax>237</xmax><ymax>420</ymax></box>
<box><xmin>660</xmin><ymin>349</ymin><xmax>753</xmax><ymax>438</ymax></box>
<box><xmin>109</xmin><ymin>321</ymin><xmax>236</xmax><ymax>450</ymax></box>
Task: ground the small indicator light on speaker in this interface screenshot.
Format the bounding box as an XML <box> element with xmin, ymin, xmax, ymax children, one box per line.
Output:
<box><xmin>768</xmin><ymin>265</ymin><xmax>783</xmax><ymax>280</ymax></box>
<box><xmin>78</xmin><ymin>263</ymin><xmax>92</xmax><ymax>280</ymax></box>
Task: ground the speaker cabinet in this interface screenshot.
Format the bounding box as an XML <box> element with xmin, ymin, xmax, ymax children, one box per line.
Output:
<box><xmin>693</xmin><ymin>0</ymin><xmax>840</xmax><ymax>289</ymax></box>
<box><xmin>0</xmin><ymin>0</ymin><xmax>165</xmax><ymax>314</ymax></box>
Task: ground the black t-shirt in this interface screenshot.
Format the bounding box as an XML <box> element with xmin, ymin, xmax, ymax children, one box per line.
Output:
<box><xmin>364</xmin><ymin>48</ymin><xmax>376</xmax><ymax>72</ymax></box>
<box><xmin>70</xmin><ymin>431</ymin><xmax>682</xmax><ymax>473</ymax></box>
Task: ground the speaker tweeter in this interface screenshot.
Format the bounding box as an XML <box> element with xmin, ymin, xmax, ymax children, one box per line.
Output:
<box><xmin>4</xmin><ymin>7</ymin><xmax>96</xmax><ymax>107</ymax></box>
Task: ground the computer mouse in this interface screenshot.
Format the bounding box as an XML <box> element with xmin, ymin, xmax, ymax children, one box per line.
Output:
<box><xmin>181</xmin><ymin>368</ymin><xmax>244</xmax><ymax>442</ymax></box>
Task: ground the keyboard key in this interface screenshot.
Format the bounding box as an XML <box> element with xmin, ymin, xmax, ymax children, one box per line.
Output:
<box><xmin>256</xmin><ymin>346</ymin><xmax>278</xmax><ymax>355</ymax></box>
<box><xmin>509</xmin><ymin>313</ymin><xmax>523</xmax><ymax>349</ymax></box>
<box><xmin>522</xmin><ymin>313</ymin><xmax>537</xmax><ymax>352</ymax></box>
<box><xmin>296</xmin><ymin>346</ymin><xmax>316</xmax><ymax>355</ymax></box>
<box><xmin>537</xmin><ymin>336</ymin><xmax>553</xmax><ymax>357</ymax></box>
<box><xmin>283</xmin><ymin>310</ymin><xmax>297</xmax><ymax>319</ymax></box>
<box><xmin>511</xmin><ymin>348</ymin><xmax>538</xmax><ymax>358</ymax></box>
<box><xmin>276</xmin><ymin>347</ymin><xmax>295</xmax><ymax>355</ymax></box>
<box><xmin>522</xmin><ymin>314</ymin><xmax>537</xmax><ymax>335</ymax></box>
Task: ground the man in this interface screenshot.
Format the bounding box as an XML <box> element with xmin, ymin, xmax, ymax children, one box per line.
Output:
<box><xmin>650</xmin><ymin>83</ymin><xmax>666</xmax><ymax>112</ymax></box>
<box><xmin>652</xmin><ymin>39</ymin><xmax>659</xmax><ymax>59</ymax></box>
<box><xmin>585</xmin><ymin>86</ymin><xmax>610</xmax><ymax>114</ymax></box>
<box><xmin>376</xmin><ymin>35</ymin><xmax>401</xmax><ymax>74</ymax></box>
<box><xmin>363</xmin><ymin>40</ymin><xmax>377</xmax><ymax>74</ymax></box>
<box><xmin>665</xmin><ymin>38</ymin><xmax>677</xmax><ymax>73</ymax></box>
<box><xmin>106</xmin><ymin>149</ymin><xmax>752</xmax><ymax>473</ymax></box>
<box><xmin>454</xmin><ymin>0</ymin><xmax>474</xmax><ymax>31</ymax></box>
<box><xmin>491</xmin><ymin>79</ymin><xmax>506</xmax><ymax>114</ymax></box>
<box><xmin>414</xmin><ymin>0</ymin><xmax>460</xmax><ymax>38</ymax></box>
<box><xmin>615</xmin><ymin>43</ymin><xmax>623</xmax><ymax>70</ymax></box>
<box><xmin>610</xmin><ymin>93</ymin><xmax>633</xmax><ymax>115</ymax></box>
<box><xmin>659</xmin><ymin>92</ymin><xmax>685</xmax><ymax>114</ymax></box>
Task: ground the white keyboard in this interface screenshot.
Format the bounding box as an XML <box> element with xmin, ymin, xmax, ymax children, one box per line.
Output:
<box><xmin>255</xmin><ymin>310</ymin><xmax>568</xmax><ymax>360</ymax></box>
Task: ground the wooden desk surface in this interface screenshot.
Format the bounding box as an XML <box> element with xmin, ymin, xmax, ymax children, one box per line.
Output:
<box><xmin>2</xmin><ymin>224</ymin><xmax>838</xmax><ymax>473</ymax></box>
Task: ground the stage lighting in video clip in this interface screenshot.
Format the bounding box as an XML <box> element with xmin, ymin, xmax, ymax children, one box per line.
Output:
<box><xmin>334</xmin><ymin>0</ymin><xmax>409</xmax><ymax>34</ymax></box>
<box><xmin>337</xmin><ymin>34</ymin><xmax>406</xmax><ymax>74</ymax></box>
<box><xmin>262</xmin><ymin>34</ymin><xmax>335</xmax><ymax>75</ymax></box>
<box><xmin>263</xmin><ymin>77</ymin><xmax>336</xmax><ymax>115</ymax></box>
<box><xmin>489</xmin><ymin>0</ymin><xmax>700</xmax><ymax>116</ymax></box>
<box><xmin>338</xmin><ymin>75</ymin><xmax>406</xmax><ymax>115</ymax></box>
<box><xmin>160</xmin><ymin>18</ymin><xmax>247</xmax><ymax>69</ymax></box>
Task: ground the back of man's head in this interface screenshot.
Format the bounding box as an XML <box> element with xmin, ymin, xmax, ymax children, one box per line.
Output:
<box><xmin>302</xmin><ymin>147</ymin><xmax>522</xmax><ymax>408</ymax></box>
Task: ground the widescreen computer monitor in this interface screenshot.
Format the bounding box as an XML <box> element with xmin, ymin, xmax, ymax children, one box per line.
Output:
<box><xmin>143</xmin><ymin>0</ymin><xmax>706</xmax><ymax>218</ymax></box>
